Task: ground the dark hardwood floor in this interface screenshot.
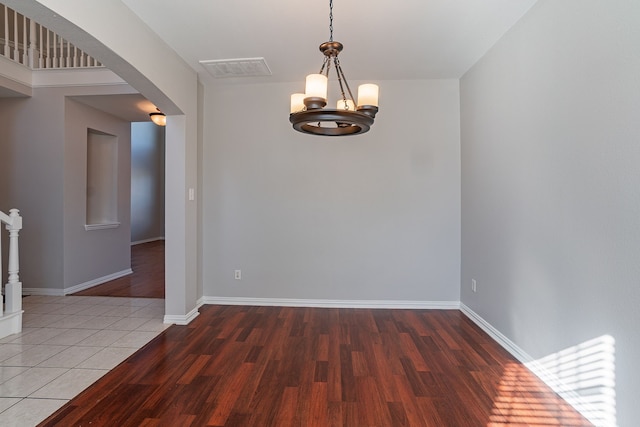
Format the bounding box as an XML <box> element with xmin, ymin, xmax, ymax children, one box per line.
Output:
<box><xmin>40</xmin><ymin>305</ymin><xmax>592</xmax><ymax>426</ymax></box>
<box><xmin>73</xmin><ymin>240</ymin><xmax>165</xmax><ymax>298</ymax></box>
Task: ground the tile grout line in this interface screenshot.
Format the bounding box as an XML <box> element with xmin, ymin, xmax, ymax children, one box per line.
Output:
<box><xmin>0</xmin><ymin>295</ymin><xmax>167</xmax><ymax>424</ymax></box>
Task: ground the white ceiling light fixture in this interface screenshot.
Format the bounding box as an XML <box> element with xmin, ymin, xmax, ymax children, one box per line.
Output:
<box><xmin>289</xmin><ymin>0</ymin><xmax>379</xmax><ymax>137</ymax></box>
<box><xmin>149</xmin><ymin>108</ymin><xmax>166</xmax><ymax>126</ymax></box>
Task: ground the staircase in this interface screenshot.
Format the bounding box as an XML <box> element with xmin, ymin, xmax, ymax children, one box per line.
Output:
<box><xmin>1</xmin><ymin>3</ymin><xmax>101</xmax><ymax>69</ymax></box>
<box><xmin>0</xmin><ymin>4</ymin><xmax>100</xmax><ymax>339</ymax></box>
<box><xmin>0</xmin><ymin>208</ymin><xmax>22</xmax><ymax>339</ymax></box>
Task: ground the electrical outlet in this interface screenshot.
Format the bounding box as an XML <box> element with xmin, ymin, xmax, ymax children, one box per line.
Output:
<box><xmin>471</xmin><ymin>279</ymin><xmax>477</xmax><ymax>293</ymax></box>
<box><xmin>234</xmin><ymin>270</ymin><xmax>242</xmax><ymax>280</ymax></box>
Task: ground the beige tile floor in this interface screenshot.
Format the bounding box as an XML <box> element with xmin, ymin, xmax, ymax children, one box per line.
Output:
<box><xmin>0</xmin><ymin>295</ymin><xmax>169</xmax><ymax>426</ymax></box>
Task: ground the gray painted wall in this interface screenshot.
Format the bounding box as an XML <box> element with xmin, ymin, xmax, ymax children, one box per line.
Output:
<box><xmin>460</xmin><ymin>1</ymin><xmax>640</xmax><ymax>425</ymax></box>
<box><xmin>0</xmin><ymin>85</ymin><xmax>133</xmax><ymax>292</ymax></box>
<box><xmin>0</xmin><ymin>90</ymin><xmax>66</xmax><ymax>290</ymax></box>
<box><xmin>16</xmin><ymin>0</ymin><xmax>200</xmax><ymax>320</ymax></box>
<box><xmin>63</xmin><ymin>97</ymin><xmax>131</xmax><ymax>289</ymax></box>
<box><xmin>131</xmin><ymin>121</ymin><xmax>165</xmax><ymax>244</ymax></box>
<box><xmin>202</xmin><ymin>80</ymin><xmax>461</xmax><ymax>302</ymax></box>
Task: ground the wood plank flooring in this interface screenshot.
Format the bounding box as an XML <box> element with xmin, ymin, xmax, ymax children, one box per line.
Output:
<box><xmin>73</xmin><ymin>240</ymin><xmax>164</xmax><ymax>298</ymax></box>
<box><xmin>40</xmin><ymin>305</ymin><xmax>592</xmax><ymax>426</ymax></box>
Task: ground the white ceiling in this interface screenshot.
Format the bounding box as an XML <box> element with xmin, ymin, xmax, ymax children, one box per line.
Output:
<box><xmin>121</xmin><ymin>0</ymin><xmax>538</xmax><ymax>85</ymax></box>
<box><xmin>0</xmin><ymin>0</ymin><xmax>538</xmax><ymax>119</ymax></box>
<box><xmin>69</xmin><ymin>94</ymin><xmax>157</xmax><ymax>122</ymax></box>
<box><xmin>0</xmin><ymin>86</ymin><xmax>28</xmax><ymax>97</ymax></box>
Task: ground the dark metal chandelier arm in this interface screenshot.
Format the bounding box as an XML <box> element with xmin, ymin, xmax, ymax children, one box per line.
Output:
<box><xmin>334</xmin><ymin>57</ymin><xmax>356</xmax><ymax>106</ymax></box>
<box><xmin>319</xmin><ymin>55</ymin><xmax>329</xmax><ymax>75</ymax></box>
<box><xmin>334</xmin><ymin>57</ymin><xmax>348</xmax><ymax>105</ymax></box>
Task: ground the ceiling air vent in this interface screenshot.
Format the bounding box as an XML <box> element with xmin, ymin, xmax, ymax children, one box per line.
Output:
<box><xmin>199</xmin><ymin>57</ymin><xmax>272</xmax><ymax>78</ymax></box>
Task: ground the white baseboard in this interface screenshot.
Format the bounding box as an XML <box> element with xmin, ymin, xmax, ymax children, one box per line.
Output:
<box><xmin>24</xmin><ymin>269</ymin><xmax>133</xmax><ymax>296</ymax></box>
<box><xmin>23</xmin><ymin>287</ymin><xmax>65</xmax><ymax>296</ymax></box>
<box><xmin>196</xmin><ymin>296</ymin><xmax>206</xmax><ymax>309</ymax></box>
<box><xmin>131</xmin><ymin>237</ymin><xmax>165</xmax><ymax>246</ymax></box>
<box><xmin>64</xmin><ymin>269</ymin><xmax>133</xmax><ymax>295</ymax></box>
<box><xmin>460</xmin><ymin>303</ymin><xmax>606</xmax><ymax>427</ymax></box>
<box><xmin>201</xmin><ymin>296</ymin><xmax>460</xmax><ymax>310</ymax></box>
<box><xmin>459</xmin><ymin>302</ymin><xmax>531</xmax><ymax>363</ymax></box>
<box><xmin>164</xmin><ymin>307</ymin><xmax>199</xmax><ymax>325</ymax></box>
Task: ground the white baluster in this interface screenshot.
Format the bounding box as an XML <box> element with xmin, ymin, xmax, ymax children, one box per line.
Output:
<box><xmin>47</xmin><ymin>29</ymin><xmax>51</xmax><ymax>68</ymax></box>
<box><xmin>52</xmin><ymin>32</ymin><xmax>57</xmax><ymax>67</ymax></box>
<box><xmin>4</xmin><ymin>209</ymin><xmax>22</xmax><ymax>314</ymax></box>
<box><xmin>2</xmin><ymin>6</ymin><xmax>8</xmax><ymax>57</ymax></box>
<box><xmin>38</xmin><ymin>24</ymin><xmax>43</xmax><ymax>68</ymax></box>
<box><xmin>22</xmin><ymin>14</ymin><xmax>27</xmax><ymax>65</ymax></box>
<box><xmin>65</xmin><ymin>40</ymin><xmax>70</xmax><ymax>67</ymax></box>
<box><xmin>27</xmin><ymin>19</ymin><xmax>36</xmax><ymax>68</ymax></box>
<box><xmin>59</xmin><ymin>34</ymin><xmax>64</xmax><ymax>67</ymax></box>
<box><xmin>12</xmin><ymin>9</ymin><xmax>18</xmax><ymax>61</ymax></box>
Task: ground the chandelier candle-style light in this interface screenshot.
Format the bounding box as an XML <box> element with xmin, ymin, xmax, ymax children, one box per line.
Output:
<box><xmin>289</xmin><ymin>0</ymin><xmax>379</xmax><ymax>136</ymax></box>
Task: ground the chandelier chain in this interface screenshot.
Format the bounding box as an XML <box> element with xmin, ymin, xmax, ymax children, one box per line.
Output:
<box><xmin>329</xmin><ymin>0</ymin><xmax>334</xmax><ymax>42</ymax></box>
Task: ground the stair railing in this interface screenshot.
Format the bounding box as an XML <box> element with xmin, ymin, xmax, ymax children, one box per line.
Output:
<box><xmin>0</xmin><ymin>208</ymin><xmax>22</xmax><ymax>335</ymax></box>
<box><xmin>1</xmin><ymin>3</ymin><xmax>102</xmax><ymax>69</ymax></box>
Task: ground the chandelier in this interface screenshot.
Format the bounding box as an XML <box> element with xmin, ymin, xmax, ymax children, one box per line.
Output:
<box><xmin>289</xmin><ymin>0</ymin><xmax>379</xmax><ymax>137</ymax></box>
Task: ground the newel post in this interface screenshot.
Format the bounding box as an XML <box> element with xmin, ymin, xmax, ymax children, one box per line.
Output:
<box><xmin>5</xmin><ymin>209</ymin><xmax>22</xmax><ymax>314</ymax></box>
